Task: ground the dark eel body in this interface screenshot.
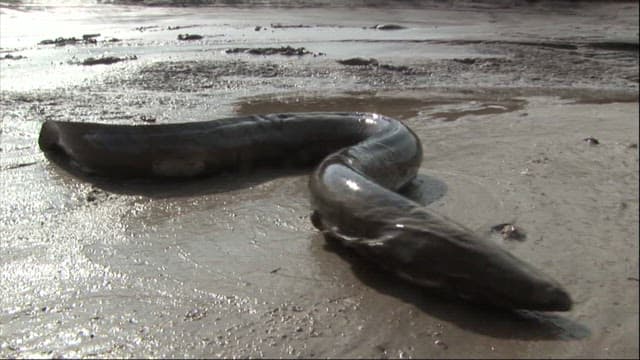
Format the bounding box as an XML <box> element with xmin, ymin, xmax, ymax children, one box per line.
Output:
<box><xmin>38</xmin><ymin>112</ymin><xmax>572</xmax><ymax>311</ymax></box>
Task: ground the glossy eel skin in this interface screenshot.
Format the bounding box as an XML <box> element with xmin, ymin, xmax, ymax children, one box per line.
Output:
<box><xmin>38</xmin><ymin>112</ymin><xmax>572</xmax><ymax>311</ymax></box>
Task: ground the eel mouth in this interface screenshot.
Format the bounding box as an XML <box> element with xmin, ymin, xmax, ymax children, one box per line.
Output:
<box><xmin>38</xmin><ymin>121</ymin><xmax>73</xmax><ymax>167</ymax></box>
<box><xmin>38</xmin><ymin>121</ymin><xmax>62</xmax><ymax>153</ymax></box>
<box><xmin>37</xmin><ymin>121</ymin><xmax>98</xmax><ymax>176</ymax></box>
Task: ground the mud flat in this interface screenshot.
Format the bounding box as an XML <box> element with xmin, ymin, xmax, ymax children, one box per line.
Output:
<box><xmin>1</xmin><ymin>1</ymin><xmax>638</xmax><ymax>358</ymax></box>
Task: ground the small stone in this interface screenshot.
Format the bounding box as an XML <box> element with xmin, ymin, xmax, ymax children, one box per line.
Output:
<box><xmin>434</xmin><ymin>339</ymin><xmax>448</xmax><ymax>350</ymax></box>
<box><xmin>520</xmin><ymin>168</ymin><xmax>532</xmax><ymax>176</ymax></box>
<box><xmin>139</xmin><ymin>115</ymin><xmax>156</xmax><ymax>123</ymax></box>
<box><xmin>491</xmin><ymin>223</ymin><xmax>526</xmax><ymax>241</ymax></box>
<box><xmin>584</xmin><ymin>136</ymin><xmax>599</xmax><ymax>145</ymax></box>
<box><xmin>2</xmin><ymin>54</ymin><xmax>26</xmax><ymax>60</ymax></box>
<box><xmin>453</xmin><ymin>58</ymin><xmax>476</xmax><ymax>65</ymax></box>
<box><xmin>373</xmin><ymin>24</ymin><xmax>406</xmax><ymax>30</ymax></box>
<box><xmin>500</xmin><ymin>224</ymin><xmax>524</xmax><ymax>240</ymax></box>
<box><xmin>185</xmin><ymin>308</ymin><xmax>207</xmax><ymax>321</ymax></box>
<box><xmin>337</xmin><ymin>57</ymin><xmax>378</xmax><ymax>66</ymax></box>
<box><xmin>226</xmin><ymin>46</ymin><xmax>312</xmax><ymax>56</ymax></box>
<box><xmin>178</xmin><ymin>34</ymin><xmax>203</xmax><ymax>41</ymax></box>
<box><xmin>81</xmin><ymin>55</ymin><xmax>136</xmax><ymax>66</ymax></box>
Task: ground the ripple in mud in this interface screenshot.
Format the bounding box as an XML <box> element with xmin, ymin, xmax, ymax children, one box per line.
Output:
<box><xmin>111</xmin><ymin>58</ymin><xmax>430</xmax><ymax>94</ymax></box>
<box><xmin>122</xmin><ymin>60</ymin><xmax>286</xmax><ymax>92</ymax></box>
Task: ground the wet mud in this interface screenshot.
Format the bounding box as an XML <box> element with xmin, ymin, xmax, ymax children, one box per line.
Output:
<box><xmin>1</xmin><ymin>0</ymin><xmax>638</xmax><ymax>358</ymax></box>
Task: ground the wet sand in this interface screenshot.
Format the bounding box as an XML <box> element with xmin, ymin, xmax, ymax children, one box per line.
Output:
<box><xmin>1</xmin><ymin>1</ymin><xmax>638</xmax><ymax>358</ymax></box>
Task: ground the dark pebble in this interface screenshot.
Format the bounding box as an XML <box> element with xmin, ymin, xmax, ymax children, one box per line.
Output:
<box><xmin>337</xmin><ymin>57</ymin><xmax>378</xmax><ymax>66</ymax></box>
<box><xmin>584</xmin><ymin>136</ymin><xmax>600</xmax><ymax>145</ymax></box>
<box><xmin>178</xmin><ymin>34</ymin><xmax>203</xmax><ymax>41</ymax></box>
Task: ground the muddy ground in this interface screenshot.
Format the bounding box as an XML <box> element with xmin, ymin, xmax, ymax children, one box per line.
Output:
<box><xmin>1</xmin><ymin>1</ymin><xmax>638</xmax><ymax>358</ymax></box>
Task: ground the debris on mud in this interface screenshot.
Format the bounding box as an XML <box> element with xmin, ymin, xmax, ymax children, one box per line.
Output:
<box><xmin>1</xmin><ymin>54</ymin><xmax>26</xmax><ymax>61</ymax></box>
<box><xmin>584</xmin><ymin>136</ymin><xmax>600</xmax><ymax>145</ymax></box>
<box><xmin>139</xmin><ymin>115</ymin><xmax>156</xmax><ymax>123</ymax></box>
<box><xmin>226</xmin><ymin>45</ymin><xmax>315</xmax><ymax>56</ymax></box>
<box><xmin>2</xmin><ymin>162</ymin><xmax>38</xmax><ymax>171</ymax></box>
<box><xmin>453</xmin><ymin>58</ymin><xmax>477</xmax><ymax>65</ymax></box>
<box><xmin>337</xmin><ymin>58</ymin><xmax>413</xmax><ymax>74</ymax></box>
<box><xmin>135</xmin><ymin>25</ymin><xmax>159</xmax><ymax>32</ymax></box>
<box><xmin>177</xmin><ymin>33</ymin><xmax>203</xmax><ymax>41</ymax></box>
<box><xmin>434</xmin><ymin>339</ymin><xmax>449</xmax><ymax>350</ymax></box>
<box><xmin>79</xmin><ymin>55</ymin><xmax>137</xmax><ymax>66</ymax></box>
<box><xmin>184</xmin><ymin>308</ymin><xmax>208</xmax><ymax>321</ymax></box>
<box><xmin>271</xmin><ymin>23</ymin><xmax>313</xmax><ymax>29</ymax></box>
<box><xmin>85</xmin><ymin>187</ymin><xmax>109</xmax><ymax>203</ymax></box>
<box><xmin>337</xmin><ymin>57</ymin><xmax>379</xmax><ymax>66</ymax></box>
<box><xmin>39</xmin><ymin>35</ymin><xmax>98</xmax><ymax>46</ymax></box>
<box><xmin>167</xmin><ymin>25</ymin><xmax>199</xmax><ymax>31</ymax></box>
<box><xmin>372</xmin><ymin>24</ymin><xmax>406</xmax><ymax>30</ymax></box>
<box><xmin>491</xmin><ymin>223</ymin><xmax>526</xmax><ymax>241</ymax></box>
<box><xmin>378</xmin><ymin>63</ymin><xmax>411</xmax><ymax>73</ymax></box>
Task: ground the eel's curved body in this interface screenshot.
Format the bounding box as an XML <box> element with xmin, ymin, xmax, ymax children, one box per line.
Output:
<box><xmin>38</xmin><ymin>112</ymin><xmax>572</xmax><ymax>311</ymax></box>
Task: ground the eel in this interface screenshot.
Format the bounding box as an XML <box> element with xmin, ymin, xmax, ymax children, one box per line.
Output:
<box><xmin>38</xmin><ymin>112</ymin><xmax>572</xmax><ymax>311</ymax></box>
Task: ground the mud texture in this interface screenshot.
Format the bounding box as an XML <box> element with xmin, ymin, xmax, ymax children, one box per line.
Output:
<box><xmin>1</xmin><ymin>1</ymin><xmax>638</xmax><ymax>358</ymax></box>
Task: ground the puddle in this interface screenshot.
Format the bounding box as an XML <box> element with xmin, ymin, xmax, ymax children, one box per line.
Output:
<box><xmin>233</xmin><ymin>91</ymin><xmax>445</xmax><ymax>120</ymax></box>
<box><xmin>233</xmin><ymin>90</ymin><xmax>526</xmax><ymax>122</ymax></box>
<box><xmin>562</xmin><ymin>92</ymin><xmax>639</xmax><ymax>105</ymax></box>
<box><xmin>232</xmin><ymin>87</ymin><xmax>639</xmax><ymax>124</ymax></box>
